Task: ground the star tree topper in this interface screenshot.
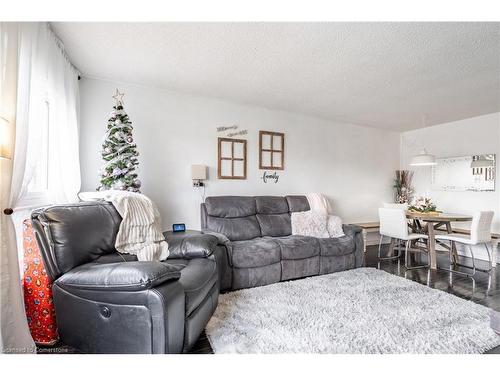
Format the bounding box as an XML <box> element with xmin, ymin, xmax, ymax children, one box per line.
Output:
<box><xmin>113</xmin><ymin>89</ymin><xmax>125</xmax><ymax>106</ymax></box>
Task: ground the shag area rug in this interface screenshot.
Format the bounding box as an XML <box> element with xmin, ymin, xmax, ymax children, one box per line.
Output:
<box><xmin>206</xmin><ymin>267</ymin><xmax>500</xmax><ymax>353</ymax></box>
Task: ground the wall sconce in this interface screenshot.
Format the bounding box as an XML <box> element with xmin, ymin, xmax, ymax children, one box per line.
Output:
<box><xmin>191</xmin><ymin>165</ymin><xmax>207</xmax><ymax>187</ymax></box>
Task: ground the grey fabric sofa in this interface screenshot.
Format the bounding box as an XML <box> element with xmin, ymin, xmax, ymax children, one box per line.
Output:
<box><xmin>201</xmin><ymin>195</ymin><xmax>364</xmax><ymax>290</ymax></box>
<box><xmin>31</xmin><ymin>202</ymin><xmax>219</xmax><ymax>354</ymax></box>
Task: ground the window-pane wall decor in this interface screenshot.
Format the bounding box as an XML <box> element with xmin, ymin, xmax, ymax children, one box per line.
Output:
<box><xmin>259</xmin><ymin>130</ymin><xmax>284</xmax><ymax>170</ymax></box>
<box><xmin>217</xmin><ymin>137</ymin><xmax>247</xmax><ymax>179</ymax></box>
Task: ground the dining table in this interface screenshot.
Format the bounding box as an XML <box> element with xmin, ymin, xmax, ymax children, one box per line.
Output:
<box><xmin>388</xmin><ymin>211</ymin><xmax>473</xmax><ymax>270</ymax></box>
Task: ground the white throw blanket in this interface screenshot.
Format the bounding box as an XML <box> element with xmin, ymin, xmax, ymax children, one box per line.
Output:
<box><xmin>306</xmin><ymin>193</ymin><xmax>333</xmax><ymax>215</ymax></box>
<box><xmin>79</xmin><ymin>191</ymin><xmax>169</xmax><ymax>261</ymax></box>
<box><xmin>293</xmin><ymin>193</ymin><xmax>344</xmax><ymax>238</ymax></box>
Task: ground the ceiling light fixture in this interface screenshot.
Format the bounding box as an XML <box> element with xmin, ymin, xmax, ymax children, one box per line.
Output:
<box><xmin>410</xmin><ymin>115</ymin><xmax>436</xmax><ymax>167</ymax></box>
<box><xmin>410</xmin><ymin>149</ymin><xmax>437</xmax><ymax>166</ymax></box>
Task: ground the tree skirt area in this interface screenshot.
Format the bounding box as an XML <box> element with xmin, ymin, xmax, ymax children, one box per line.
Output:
<box><xmin>206</xmin><ymin>267</ymin><xmax>500</xmax><ymax>353</ymax></box>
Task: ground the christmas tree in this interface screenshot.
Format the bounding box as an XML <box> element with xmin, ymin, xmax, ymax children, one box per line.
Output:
<box><xmin>98</xmin><ymin>89</ymin><xmax>141</xmax><ymax>192</ymax></box>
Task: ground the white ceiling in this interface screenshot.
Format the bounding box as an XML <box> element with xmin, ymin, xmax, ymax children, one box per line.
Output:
<box><xmin>51</xmin><ymin>22</ymin><xmax>500</xmax><ymax>131</ymax></box>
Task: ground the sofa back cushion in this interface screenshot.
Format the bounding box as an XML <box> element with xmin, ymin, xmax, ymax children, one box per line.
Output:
<box><xmin>204</xmin><ymin>196</ymin><xmax>261</xmax><ymax>241</ymax></box>
<box><xmin>255</xmin><ymin>196</ymin><xmax>291</xmax><ymax>237</ymax></box>
<box><xmin>202</xmin><ymin>195</ymin><xmax>310</xmax><ymax>240</ymax></box>
<box><xmin>205</xmin><ymin>196</ymin><xmax>256</xmax><ymax>218</ymax></box>
<box><xmin>255</xmin><ymin>196</ymin><xmax>289</xmax><ymax>214</ymax></box>
<box><xmin>31</xmin><ymin>202</ymin><xmax>122</xmax><ymax>279</ymax></box>
<box><xmin>286</xmin><ymin>195</ymin><xmax>310</xmax><ymax>213</ymax></box>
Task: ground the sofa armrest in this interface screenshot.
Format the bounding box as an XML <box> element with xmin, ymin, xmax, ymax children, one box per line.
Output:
<box><xmin>56</xmin><ymin>261</ymin><xmax>182</xmax><ymax>291</ymax></box>
<box><xmin>342</xmin><ymin>224</ymin><xmax>363</xmax><ymax>236</ymax></box>
<box><xmin>201</xmin><ymin>230</ymin><xmax>230</xmax><ymax>245</ymax></box>
<box><xmin>342</xmin><ymin>224</ymin><xmax>364</xmax><ymax>267</ymax></box>
<box><xmin>201</xmin><ymin>230</ymin><xmax>234</xmax><ymax>266</ymax></box>
<box><xmin>165</xmin><ymin>232</ymin><xmax>218</xmax><ymax>259</ymax></box>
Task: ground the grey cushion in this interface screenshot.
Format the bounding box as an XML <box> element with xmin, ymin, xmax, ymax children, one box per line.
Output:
<box><xmin>164</xmin><ymin>232</ymin><xmax>218</xmax><ymax>259</ymax></box>
<box><xmin>256</xmin><ymin>213</ymin><xmax>291</xmax><ymax>237</ymax></box>
<box><xmin>286</xmin><ymin>196</ymin><xmax>310</xmax><ymax>212</ymax></box>
<box><xmin>205</xmin><ymin>196</ymin><xmax>256</xmax><ymax>218</ymax></box>
<box><xmin>318</xmin><ymin>236</ymin><xmax>355</xmax><ymax>256</ymax></box>
<box><xmin>31</xmin><ymin>202</ymin><xmax>122</xmax><ymax>278</ymax></box>
<box><xmin>255</xmin><ymin>196</ymin><xmax>289</xmax><ymax>214</ymax></box>
<box><xmin>205</xmin><ymin>215</ymin><xmax>261</xmax><ymax>241</ymax></box>
<box><xmin>56</xmin><ymin>261</ymin><xmax>183</xmax><ymax>291</ymax></box>
<box><xmin>231</xmin><ymin>238</ymin><xmax>281</xmax><ymax>268</ymax></box>
<box><xmin>274</xmin><ymin>235</ymin><xmax>320</xmax><ymax>260</ymax></box>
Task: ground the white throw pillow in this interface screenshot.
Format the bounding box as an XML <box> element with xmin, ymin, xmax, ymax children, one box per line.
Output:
<box><xmin>327</xmin><ymin>215</ymin><xmax>345</xmax><ymax>238</ymax></box>
<box><xmin>291</xmin><ymin>211</ymin><xmax>330</xmax><ymax>238</ymax></box>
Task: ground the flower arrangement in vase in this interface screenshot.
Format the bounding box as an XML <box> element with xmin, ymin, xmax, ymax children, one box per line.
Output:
<box><xmin>408</xmin><ymin>197</ymin><xmax>440</xmax><ymax>214</ymax></box>
<box><xmin>393</xmin><ymin>170</ymin><xmax>414</xmax><ymax>204</ymax></box>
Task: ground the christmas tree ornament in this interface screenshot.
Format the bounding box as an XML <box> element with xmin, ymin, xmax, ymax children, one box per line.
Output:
<box><xmin>112</xmin><ymin>89</ymin><xmax>125</xmax><ymax>105</ymax></box>
<box><xmin>97</xmin><ymin>90</ymin><xmax>141</xmax><ymax>193</ymax></box>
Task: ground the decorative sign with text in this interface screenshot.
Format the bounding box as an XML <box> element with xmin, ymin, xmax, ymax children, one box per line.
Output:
<box><xmin>216</xmin><ymin>125</ymin><xmax>248</xmax><ymax>138</ymax></box>
<box><xmin>217</xmin><ymin>125</ymin><xmax>238</xmax><ymax>132</ymax></box>
<box><xmin>227</xmin><ymin>129</ymin><xmax>248</xmax><ymax>137</ymax></box>
<box><xmin>261</xmin><ymin>171</ymin><xmax>279</xmax><ymax>183</ymax></box>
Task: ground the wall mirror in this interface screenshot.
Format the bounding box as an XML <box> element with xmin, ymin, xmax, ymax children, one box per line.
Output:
<box><xmin>431</xmin><ymin>154</ymin><xmax>496</xmax><ymax>192</ymax></box>
<box><xmin>217</xmin><ymin>137</ymin><xmax>247</xmax><ymax>179</ymax></box>
<box><xmin>259</xmin><ymin>131</ymin><xmax>284</xmax><ymax>170</ymax></box>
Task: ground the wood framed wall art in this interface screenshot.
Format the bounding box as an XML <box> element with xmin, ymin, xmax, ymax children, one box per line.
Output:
<box><xmin>217</xmin><ymin>137</ymin><xmax>247</xmax><ymax>179</ymax></box>
<box><xmin>259</xmin><ymin>131</ymin><xmax>284</xmax><ymax>170</ymax></box>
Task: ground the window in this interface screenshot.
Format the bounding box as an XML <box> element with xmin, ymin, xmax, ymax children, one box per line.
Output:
<box><xmin>259</xmin><ymin>130</ymin><xmax>284</xmax><ymax>170</ymax></box>
<box><xmin>17</xmin><ymin>99</ymin><xmax>51</xmax><ymax>208</ymax></box>
<box><xmin>26</xmin><ymin>100</ymin><xmax>49</xmax><ymax>193</ymax></box>
<box><xmin>217</xmin><ymin>137</ymin><xmax>247</xmax><ymax>179</ymax></box>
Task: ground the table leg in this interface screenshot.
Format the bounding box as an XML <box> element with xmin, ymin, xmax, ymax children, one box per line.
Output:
<box><xmin>445</xmin><ymin>222</ymin><xmax>458</xmax><ymax>264</ymax></box>
<box><xmin>492</xmin><ymin>240</ymin><xmax>499</xmax><ymax>269</ymax></box>
<box><xmin>362</xmin><ymin>229</ymin><xmax>367</xmax><ymax>254</ymax></box>
<box><xmin>427</xmin><ymin>223</ymin><xmax>437</xmax><ymax>270</ymax></box>
<box><xmin>388</xmin><ymin>237</ymin><xmax>395</xmax><ymax>257</ymax></box>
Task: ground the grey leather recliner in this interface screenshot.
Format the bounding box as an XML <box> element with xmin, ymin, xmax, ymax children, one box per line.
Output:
<box><xmin>31</xmin><ymin>201</ymin><xmax>219</xmax><ymax>354</ymax></box>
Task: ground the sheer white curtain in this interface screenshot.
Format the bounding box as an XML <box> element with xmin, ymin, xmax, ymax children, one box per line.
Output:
<box><xmin>16</xmin><ymin>23</ymin><xmax>81</xmax><ymax>207</ymax></box>
<box><xmin>0</xmin><ymin>22</ymin><xmax>36</xmax><ymax>354</ymax></box>
<box><xmin>0</xmin><ymin>22</ymin><xmax>80</xmax><ymax>353</ymax></box>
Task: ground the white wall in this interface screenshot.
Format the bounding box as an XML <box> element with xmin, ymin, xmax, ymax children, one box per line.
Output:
<box><xmin>79</xmin><ymin>77</ymin><xmax>400</xmax><ymax>230</ymax></box>
<box><xmin>401</xmin><ymin>112</ymin><xmax>500</xmax><ymax>261</ymax></box>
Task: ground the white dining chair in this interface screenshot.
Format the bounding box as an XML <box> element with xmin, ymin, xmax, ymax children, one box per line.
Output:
<box><xmin>378</xmin><ymin>208</ymin><xmax>429</xmax><ymax>269</ymax></box>
<box><xmin>435</xmin><ymin>211</ymin><xmax>494</xmax><ymax>278</ymax></box>
<box><xmin>383</xmin><ymin>202</ymin><xmax>409</xmax><ymax>210</ymax></box>
<box><xmin>381</xmin><ymin>203</ymin><xmax>410</xmax><ymax>256</ymax></box>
